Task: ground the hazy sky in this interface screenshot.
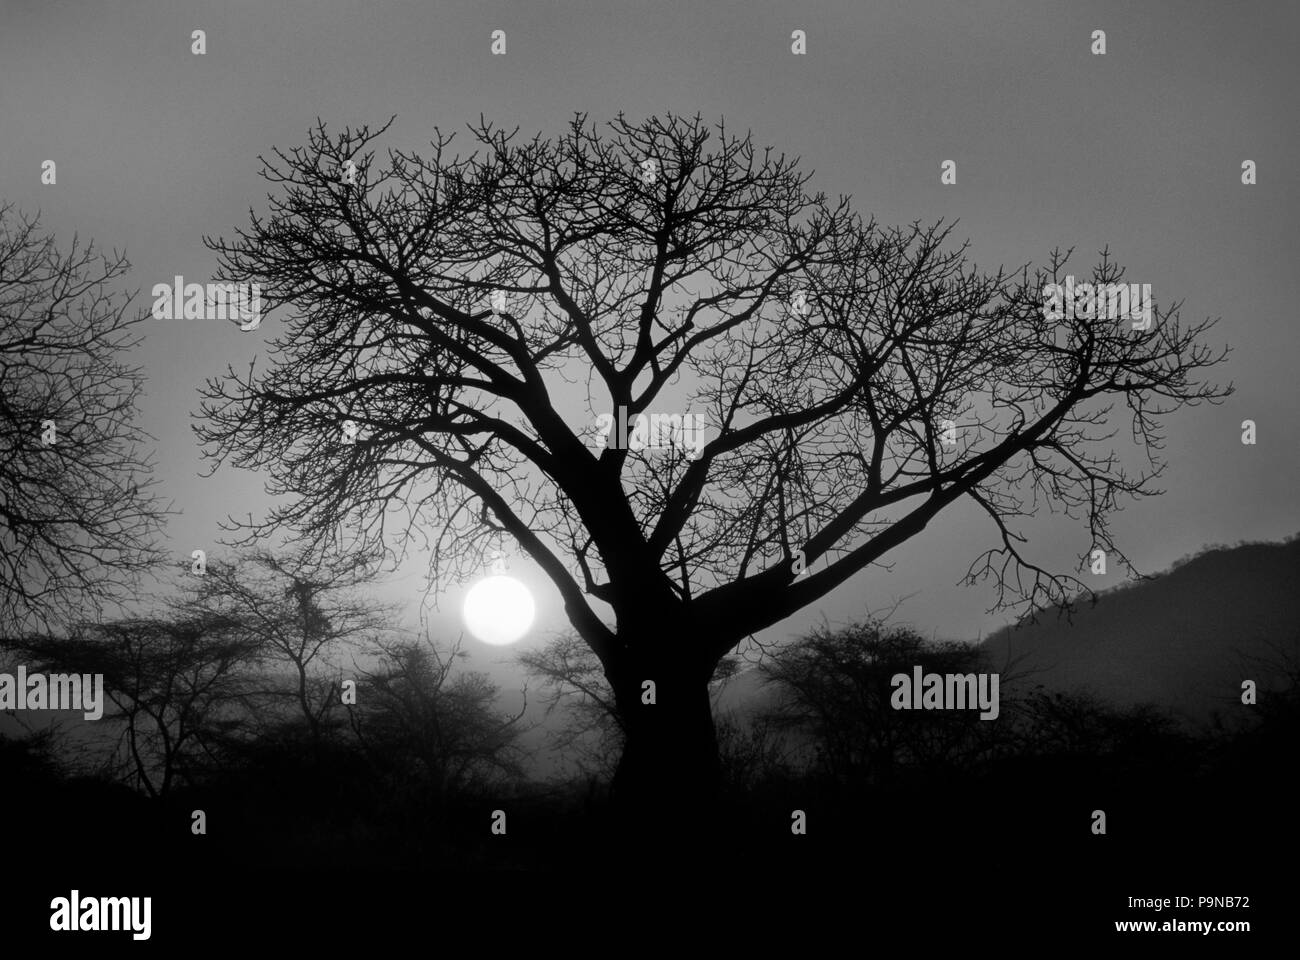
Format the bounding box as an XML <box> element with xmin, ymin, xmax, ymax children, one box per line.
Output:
<box><xmin>2</xmin><ymin>0</ymin><xmax>1296</xmax><ymax>686</ymax></box>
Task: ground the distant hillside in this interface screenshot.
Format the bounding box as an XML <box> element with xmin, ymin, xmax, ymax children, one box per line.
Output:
<box><xmin>713</xmin><ymin>536</ymin><xmax>1300</xmax><ymax>729</ymax></box>
<box><xmin>979</xmin><ymin>536</ymin><xmax>1300</xmax><ymax>726</ymax></box>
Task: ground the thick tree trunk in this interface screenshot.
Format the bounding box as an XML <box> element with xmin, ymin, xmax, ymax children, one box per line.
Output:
<box><xmin>608</xmin><ymin>650</ymin><xmax>721</xmax><ymax>852</ymax></box>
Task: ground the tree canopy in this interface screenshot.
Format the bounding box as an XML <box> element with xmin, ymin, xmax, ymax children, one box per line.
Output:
<box><xmin>0</xmin><ymin>206</ymin><xmax>169</xmax><ymax>633</ymax></box>
<box><xmin>196</xmin><ymin>112</ymin><xmax>1231</xmax><ymax>801</ymax></box>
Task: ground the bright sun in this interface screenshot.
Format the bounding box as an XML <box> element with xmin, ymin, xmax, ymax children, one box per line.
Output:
<box><xmin>462</xmin><ymin>575</ymin><xmax>536</xmax><ymax>646</ymax></box>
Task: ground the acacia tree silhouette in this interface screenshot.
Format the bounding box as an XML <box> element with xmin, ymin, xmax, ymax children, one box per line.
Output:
<box><xmin>13</xmin><ymin>613</ymin><xmax>260</xmax><ymax>798</ymax></box>
<box><xmin>195</xmin><ymin>112</ymin><xmax>1230</xmax><ymax>836</ymax></box>
<box><xmin>186</xmin><ymin>550</ymin><xmax>392</xmax><ymax>759</ymax></box>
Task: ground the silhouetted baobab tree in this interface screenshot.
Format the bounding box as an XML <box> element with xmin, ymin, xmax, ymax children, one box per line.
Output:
<box><xmin>0</xmin><ymin>205</ymin><xmax>169</xmax><ymax>633</ymax></box>
<box><xmin>196</xmin><ymin>113</ymin><xmax>1230</xmax><ymax>830</ymax></box>
<box><xmin>520</xmin><ymin>629</ymin><xmax>743</xmax><ymax>780</ymax></box>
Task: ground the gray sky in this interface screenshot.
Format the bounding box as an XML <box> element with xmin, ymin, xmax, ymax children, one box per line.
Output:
<box><xmin>2</xmin><ymin>0</ymin><xmax>1296</xmax><ymax>685</ymax></box>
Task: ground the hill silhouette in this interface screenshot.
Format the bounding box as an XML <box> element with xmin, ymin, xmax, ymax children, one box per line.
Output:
<box><xmin>979</xmin><ymin>535</ymin><xmax>1300</xmax><ymax>726</ymax></box>
<box><xmin>713</xmin><ymin>535</ymin><xmax>1300</xmax><ymax>729</ymax></box>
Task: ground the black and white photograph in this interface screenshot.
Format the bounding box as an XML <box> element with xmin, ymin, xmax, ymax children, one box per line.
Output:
<box><xmin>1</xmin><ymin>1</ymin><xmax>1294</xmax><ymax>947</ymax></box>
